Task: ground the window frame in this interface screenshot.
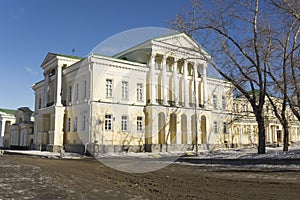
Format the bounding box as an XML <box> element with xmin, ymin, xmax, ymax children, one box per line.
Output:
<box><xmin>106</xmin><ymin>79</ymin><xmax>113</xmax><ymax>98</ymax></box>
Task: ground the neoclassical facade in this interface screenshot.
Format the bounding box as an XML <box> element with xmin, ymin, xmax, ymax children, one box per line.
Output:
<box><xmin>32</xmin><ymin>32</ymin><xmax>300</xmax><ymax>154</ymax></box>
<box><xmin>0</xmin><ymin>108</ymin><xmax>16</xmax><ymax>148</ymax></box>
<box><xmin>32</xmin><ymin>33</ymin><xmax>232</xmax><ymax>153</ymax></box>
<box><xmin>9</xmin><ymin>107</ymin><xmax>34</xmax><ymax>150</ymax></box>
<box><xmin>231</xmin><ymin>96</ymin><xmax>300</xmax><ymax>147</ymax></box>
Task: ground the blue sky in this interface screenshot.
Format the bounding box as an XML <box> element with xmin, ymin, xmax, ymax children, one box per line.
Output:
<box><xmin>0</xmin><ymin>0</ymin><xmax>190</xmax><ymax>110</ymax></box>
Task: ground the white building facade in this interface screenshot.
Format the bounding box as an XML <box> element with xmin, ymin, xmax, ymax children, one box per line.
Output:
<box><xmin>31</xmin><ymin>33</ymin><xmax>234</xmax><ymax>153</ymax></box>
<box><xmin>0</xmin><ymin>109</ymin><xmax>16</xmax><ymax>148</ymax></box>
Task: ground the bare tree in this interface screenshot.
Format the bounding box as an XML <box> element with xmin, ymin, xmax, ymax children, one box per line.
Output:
<box><xmin>265</xmin><ymin>0</ymin><xmax>300</xmax><ymax>151</ymax></box>
<box><xmin>171</xmin><ymin>0</ymin><xmax>276</xmax><ymax>153</ymax></box>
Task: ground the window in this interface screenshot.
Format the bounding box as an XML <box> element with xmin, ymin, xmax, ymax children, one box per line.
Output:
<box><xmin>222</xmin><ymin>96</ymin><xmax>226</xmax><ymax>110</ymax></box>
<box><xmin>82</xmin><ymin>115</ymin><xmax>86</xmax><ymax>131</ymax></box>
<box><xmin>67</xmin><ymin>117</ymin><xmax>71</xmax><ymax>132</ymax></box>
<box><xmin>68</xmin><ymin>85</ymin><xmax>72</xmax><ymax>102</ymax></box>
<box><xmin>233</xmin><ymin>103</ymin><xmax>238</xmax><ymax>112</ymax></box>
<box><xmin>38</xmin><ymin>98</ymin><xmax>42</xmax><ymax>109</ymax></box>
<box><xmin>242</xmin><ymin>104</ymin><xmax>247</xmax><ymax>112</ymax></box>
<box><xmin>74</xmin><ymin>117</ymin><xmax>78</xmax><ymax>132</ymax></box>
<box><xmin>223</xmin><ymin>122</ymin><xmax>227</xmax><ymax>134</ymax></box>
<box><xmin>105</xmin><ymin>114</ymin><xmax>112</xmax><ymax>130</ymax></box>
<box><xmin>137</xmin><ymin>83</ymin><xmax>143</xmax><ymax>101</ymax></box>
<box><xmin>75</xmin><ymin>83</ymin><xmax>79</xmax><ymax>100</ymax></box>
<box><xmin>213</xmin><ymin>121</ymin><xmax>218</xmax><ymax>133</ymax></box>
<box><xmin>106</xmin><ymin>79</ymin><xmax>113</xmax><ymax>97</ymax></box>
<box><xmin>137</xmin><ymin>116</ymin><xmax>143</xmax><ymax>131</ymax></box>
<box><xmin>121</xmin><ymin>115</ymin><xmax>128</xmax><ymax>131</ymax></box>
<box><xmin>83</xmin><ymin>80</ymin><xmax>87</xmax><ymax>98</ymax></box>
<box><xmin>122</xmin><ymin>81</ymin><xmax>128</xmax><ymax>99</ymax></box>
<box><xmin>213</xmin><ymin>95</ymin><xmax>217</xmax><ymax>109</ymax></box>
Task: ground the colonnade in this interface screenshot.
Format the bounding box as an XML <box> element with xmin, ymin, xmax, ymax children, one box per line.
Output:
<box><xmin>149</xmin><ymin>53</ymin><xmax>208</xmax><ymax>108</ymax></box>
<box><xmin>42</xmin><ymin>65</ymin><xmax>63</xmax><ymax>108</ymax></box>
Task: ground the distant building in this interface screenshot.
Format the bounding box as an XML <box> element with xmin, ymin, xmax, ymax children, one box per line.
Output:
<box><xmin>9</xmin><ymin>107</ymin><xmax>34</xmax><ymax>150</ymax></box>
<box><xmin>0</xmin><ymin>108</ymin><xmax>16</xmax><ymax>148</ymax></box>
<box><xmin>231</xmin><ymin>95</ymin><xmax>300</xmax><ymax>147</ymax></box>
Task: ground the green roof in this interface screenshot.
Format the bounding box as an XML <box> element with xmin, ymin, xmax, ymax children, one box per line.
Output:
<box><xmin>0</xmin><ymin>108</ymin><xmax>16</xmax><ymax>115</ymax></box>
<box><xmin>56</xmin><ymin>53</ymin><xmax>83</xmax><ymax>60</ymax></box>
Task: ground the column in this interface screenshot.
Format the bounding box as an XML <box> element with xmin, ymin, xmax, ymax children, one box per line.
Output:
<box><xmin>150</xmin><ymin>54</ymin><xmax>157</xmax><ymax>105</ymax></box>
<box><xmin>55</xmin><ymin>66</ymin><xmax>63</xmax><ymax>106</ymax></box>
<box><xmin>193</xmin><ymin>63</ymin><xmax>199</xmax><ymax>107</ymax></box>
<box><xmin>183</xmin><ymin>61</ymin><xmax>189</xmax><ymax>107</ymax></box>
<box><xmin>240</xmin><ymin>125</ymin><xmax>243</xmax><ymax>144</ymax></box>
<box><xmin>43</xmin><ymin>72</ymin><xmax>49</xmax><ymax>107</ymax></box>
<box><xmin>162</xmin><ymin>56</ymin><xmax>168</xmax><ymax>105</ymax></box>
<box><xmin>0</xmin><ymin>120</ymin><xmax>5</xmax><ymax>147</ymax></box>
<box><xmin>250</xmin><ymin>125</ymin><xmax>253</xmax><ymax>143</ymax></box>
<box><xmin>173</xmin><ymin>59</ymin><xmax>179</xmax><ymax>106</ymax></box>
<box><xmin>296</xmin><ymin>127</ymin><xmax>298</xmax><ymax>144</ymax></box>
<box><xmin>203</xmin><ymin>63</ymin><xmax>208</xmax><ymax>108</ymax></box>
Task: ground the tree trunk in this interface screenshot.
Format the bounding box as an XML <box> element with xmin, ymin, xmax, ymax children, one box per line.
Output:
<box><xmin>256</xmin><ymin>115</ymin><xmax>266</xmax><ymax>154</ymax></box>
<box><xmin>283</xmin><ymin>124</ymin><xmax>289</xmax><ymax>152</ymax></box>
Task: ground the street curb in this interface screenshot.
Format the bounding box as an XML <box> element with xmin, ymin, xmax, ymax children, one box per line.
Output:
<box><xmin>176</xmin><ymin>157</ymin><xmax>300</xmax><ymax>165</ymax></box>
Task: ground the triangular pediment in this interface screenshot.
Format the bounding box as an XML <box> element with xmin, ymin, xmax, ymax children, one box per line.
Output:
<box><xmin>41</xmin><ymin>52</ymin><xmax>58</xmax><ymax>67</ymax></box>
<box><xmin>153</xmin><ymin>33</ymin><xmax>201</xmax><ymax>51</ymax></box>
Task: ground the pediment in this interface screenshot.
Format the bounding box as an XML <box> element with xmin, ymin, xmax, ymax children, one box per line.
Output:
<box><xmin>153</xmin><ymin>33</ymin><xmax>201</xmax><ymax>52</ymax></box>
<box><xmin>41</xmin><ymin>52</ymin><xmax>58</xmax><ymax>67</ymax></box>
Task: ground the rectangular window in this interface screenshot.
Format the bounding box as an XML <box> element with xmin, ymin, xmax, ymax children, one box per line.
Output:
<box><xmin>233</xmin><ymin>103</ymin><xmax>237</xmax><ymax>112</ymax></box>
<box><xmin>83</xmin><ymin>80</ymin><xmax>87</xmax><ymax>98</ymax></box>
<box><xmin>222</xmin><ymin>96</ymin><xmax>226</xmax><ymax>110</ymax></box>
<box><xmin>67</xmin><ymin>117</ymin><xmax>71</xmax><ymax>132</ymax></box>
<box><xmin>213</xmin><ymin>121</ymin><xmax>218</xmax><ymax>133</ymax></box>
<box><xmin>137</xmin><ymin>116</ymin><xmax>143</xmax><ymax>131</ymax></box>
<box><xmin>137</xmin><ymin>83</ymin><xmax>143</xmax><ymax>101</ymax></box>
<box><xmin>105</xmin><ymin>114</ymin><xmax>112</xmax><ymax>130</ymax></box>
<box><xmin>68</xmin><ymin>85</ymin><xmax>72</xmax><ymax>102</ymax></box>
<box><xmin>122</xmin><ymin>81</ymin><xmax>128</xmax><ymax>99</ymax></box>
<box><xmin>75</xmin><ymin>83</ymin><xmax>79</xmax><ymax>100</ymax></box>
<box><xmin>74</xmin><ymin>117</ymin><xmax>78</xmax><ymax>132</ymax></box>
<box><xmin>242</xmin><ymin>104</ymin><xmax>247</xmax><ymax>112</ymax></box>
<box><xmin>213</xmin><ymin>95</ymin><xmax>217</xmax><ymax>109</ymax></box>
<box><xmin>121</xmin><ymin>115</ymin><xmax>128</xmax><ymax>131</ymax></box>
<box><xmin>38</xmin><ymin>98</ymin><xmax>42</xmax><ymax>109</ymax></box>
<box><xmin>106</xmin><ymin>79</ymin><xmax>113</xmax><ymax>98</ymax></box>
<box><xmin>223</xmin><ymin>122</ymin><xmax>227</xmax><ymax>134</ymax></box>
<box><xmin>82</xmin><ymin>115</ymin><xmax>86</xmax><ymax>131</ymax></box>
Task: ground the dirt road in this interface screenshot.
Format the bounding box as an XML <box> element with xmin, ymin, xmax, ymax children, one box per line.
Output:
<box><xmin>1</xmin><ymin>155</ymin><xmax>299</xmax><ymax>199</ymax></box>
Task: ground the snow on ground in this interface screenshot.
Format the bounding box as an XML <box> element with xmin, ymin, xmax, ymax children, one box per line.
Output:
<box><xmin>196</xmin><ymin>145</ymin><xmax>300</xmax><ymax>159</ymax></box>
<box><xmin>3</xmin><ymin>145</ymin><xmax>300</xmax><ymax>160</ymax></box>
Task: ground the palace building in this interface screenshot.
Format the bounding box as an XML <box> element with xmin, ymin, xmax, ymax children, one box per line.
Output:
<box><xmin>31</xmin><ymin>32</ymin><xmax>300</xmax><ymax>154</ymax></box>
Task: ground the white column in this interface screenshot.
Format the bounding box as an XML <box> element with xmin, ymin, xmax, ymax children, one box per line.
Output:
<box><xmin>150</xmin><ymin>54</ymin><xmax>157</xmax><ymax>105</ymax></box>
<box><xmin>43</xmin><ymin>72</ymin><xmax>49</xmax><ymax>107</ymax></box>
<box><xmin>296</xmin><ymin>127</ymin><xmax>298</xmax><ymax>143</ymax></box>
<box><xmin>240</xmin><ymin>125</ymin><xmax>243</xmax><ymax>144</ymax></box>
<box><xmin>173</xmin><ymin>59</ymin><xmax>179</xmax><ymax>106</ymax></box>
<box><xmin>250</xmin><ymin>125</ymin><xmax>253</xmax><ymax>143</ymax></box>
<box><xmin>203</xmin><ymin>63</ymin><xmax>208</xmax><ymax>108</ymax></box>
<box><xmin>186</xmin><ymin>114</ymin><xmax>192</xmax><ymax>143</ymax></box>
<box><xmin>162</xmin><ymin>56</ymin><xmax>168</xmax><ymax>105</ymax></box>
<box><xmin>193</xmin><ymin>63</ymin><xmax>199</xmax><ymax>108</ymax></box>
<box><xmin>55</xmin><ymin>66</ymin><xmax>62</xmax><ymax>106</ymax></box>
<box><xmin>0</xmin><ymin>120</ymin><xmax>5</xmax><ymax>147</ymax></box>
<box><xmin>183</xmin><ymin>61</ymin><xmax>189</xmax><ymax>107</ymax></box>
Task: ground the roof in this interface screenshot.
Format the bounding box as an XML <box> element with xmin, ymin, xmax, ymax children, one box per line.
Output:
<box><xmin>41</xmin><ymin>52</ymin><xmax>83</xmax><ymax>67</ymax></box>
<box><xmin>0</xmin><ymin>108</ymin><xmax>16</xmax><ymax>115</ymax></box>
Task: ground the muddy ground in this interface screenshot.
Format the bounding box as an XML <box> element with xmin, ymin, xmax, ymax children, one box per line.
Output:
<box><xmin>0</xmin><ymin>155</ymin><xmax>300</xmax><ymax>199</ymax></box>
